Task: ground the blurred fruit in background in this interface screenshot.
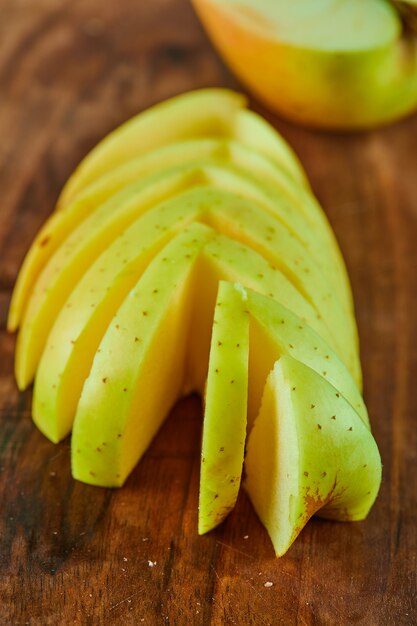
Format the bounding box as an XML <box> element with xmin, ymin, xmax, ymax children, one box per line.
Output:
<box><xmin>192</xmin><ymin>0</ymin><xmax>417</xmax><ymax>130</ymax></box>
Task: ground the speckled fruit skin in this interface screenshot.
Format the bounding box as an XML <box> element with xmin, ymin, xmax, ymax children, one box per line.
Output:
<box><xmin>9</xmin><ymin>90</ymin><xmax>382</xmax><ymax>556</ymax></box>
<box><xmin>192</xmin><ymin>0</ymin><xmax>417</xmax><ymax>130</ymax></box>
<box><xmin>245</xmin><ymin>356</ymin><xmax>381</xmax><ymax>557</ymax></box>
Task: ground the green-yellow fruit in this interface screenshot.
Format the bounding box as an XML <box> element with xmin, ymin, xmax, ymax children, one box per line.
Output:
<box><xmin>72</xmin><ymin>223</ymin><xmax>215</xmax><ymax>486</ymax></box>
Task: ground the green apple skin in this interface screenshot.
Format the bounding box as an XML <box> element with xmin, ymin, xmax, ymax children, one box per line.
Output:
<box><xmin>71</xmin><ymin>223</ymin><xmax>215</xmax><ymax>487</ymax></box>
<box><xmin>244</xmin><ymin>356</ymin><xmax>382</xmax><ymax>557</ymax></box>
<box><xmin>198</xmin><ymin>281</ymin><xmax>369</xmax><ymax>534</ymax></box>
<box><xmin>199</xmin><ymin>282</ymin><xmax>249</xmax><ymax>534</ymax></box>
<box><xmin>245</xmin><ymin>288</ymin><xmax>368</xmax><ymax>429</ymax></box>
<box><xmin>193</xmin><ymin>0</ymin><xmax>417</xmax><ymax>130</ymax></box>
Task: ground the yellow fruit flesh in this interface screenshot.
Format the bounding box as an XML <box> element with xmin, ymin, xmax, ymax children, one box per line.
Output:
<box><xmin>245</xmin><ymin>361</ymin><xmax>299</xmax><ymax>555</ymax></box>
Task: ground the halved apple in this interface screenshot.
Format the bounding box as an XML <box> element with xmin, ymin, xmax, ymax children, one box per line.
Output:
<box><xmin>193</xmin><ymin>0</ymin><xmax>417</xmax><ymax>129</ymax></box>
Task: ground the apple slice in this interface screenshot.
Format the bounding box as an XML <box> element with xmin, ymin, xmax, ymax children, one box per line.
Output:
<box><xmin>245</xmin><ymin>356</ymin><xmax>381</xmax><ymax>556</ymax></box>
<box><xmin>198</xmin><ymin>282</ymin><xmax>368</xmax><ymax>534</ymax></box>
<box><xmin>71</xmin><ymin>223</ymin><xmax>215</xmax><ymax>487</ymax></box>
<box><xmin>199</xmin><ymin>282</ymin><xmax>249</xmax><ymax>534</ymax></box>
<box><xmin>58</xmin><ymin>88</ymin><xmax>246</xmax><ymax>207</ymax></box>
<box><xmin>193</xmin><ymin>0</ymin><xmax>417</xmax><ymax>129</ymax></box>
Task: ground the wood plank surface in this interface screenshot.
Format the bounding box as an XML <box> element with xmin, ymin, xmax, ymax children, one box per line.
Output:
<box><xmin>1</xmin><ymin>1</ymin><xmax>416</xmax><ymax>624</ymax></box>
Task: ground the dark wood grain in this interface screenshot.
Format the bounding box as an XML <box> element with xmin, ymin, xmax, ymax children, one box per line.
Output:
<box><xmin>1</xmin><ymin>1</ymin><xmax>416</xmax><ymax>624</ymax></box>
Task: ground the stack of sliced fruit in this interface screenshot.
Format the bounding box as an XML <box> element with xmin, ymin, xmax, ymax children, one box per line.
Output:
<box><xmin>9</xmin><ymin>89</ymin><xmax>381</xmax><ymax>556</ymax></box>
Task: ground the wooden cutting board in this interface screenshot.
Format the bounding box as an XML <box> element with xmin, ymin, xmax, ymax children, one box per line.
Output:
<box><xmin>1</xmin><ymin>1</ymin><xmax>416</xmax><ymax>624</ymax></box>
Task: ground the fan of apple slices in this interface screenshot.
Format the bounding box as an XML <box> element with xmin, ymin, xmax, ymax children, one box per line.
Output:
<box><xmin>9</xmin><ymin>89</ymin><xmax>381</xmax><ymax>557</ymax></box>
